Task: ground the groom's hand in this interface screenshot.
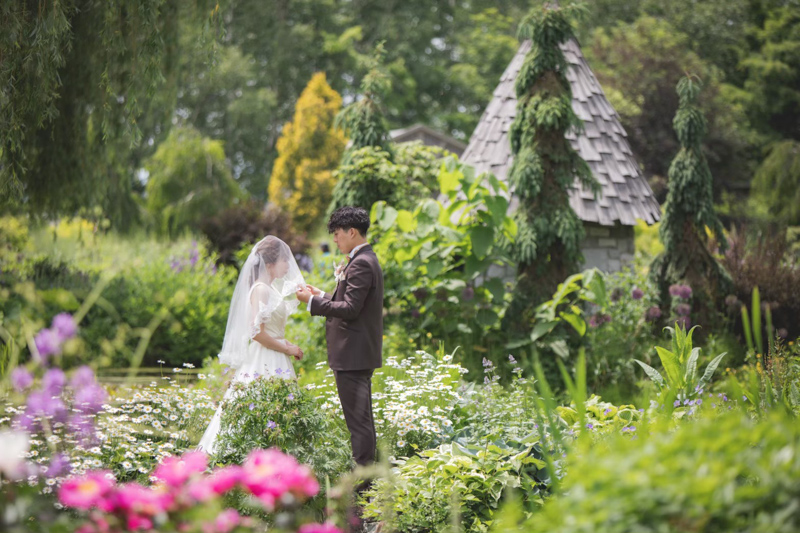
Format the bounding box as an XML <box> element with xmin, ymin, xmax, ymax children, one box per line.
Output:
<box><xmin>305</xmin><ymin>284</ymin><xmax>323</xmax><ymax>297</ymax></box>
<box><xmin>296</xmin><ymin>286</ymin><xmax>312</xmax><ymax>304</ymax></box>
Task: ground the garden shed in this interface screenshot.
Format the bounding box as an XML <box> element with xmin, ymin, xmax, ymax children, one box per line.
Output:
<box><xmin>461</xmin><ymin>38</ymin><xmax>661</xmax><ymax>273</ymax></box>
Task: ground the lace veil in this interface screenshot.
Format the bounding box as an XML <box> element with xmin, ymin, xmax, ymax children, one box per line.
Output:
<box><xmin>218</xmin><ymin>236</ymin><xmax>305</xmax><ymax>369</ymax></box>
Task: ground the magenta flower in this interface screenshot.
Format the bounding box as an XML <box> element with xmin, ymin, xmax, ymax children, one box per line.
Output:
<box><xmin>52</xmin><ymin>313</ymin><xmax>78</xmax><ymax>340</ymax></box>
<box><xmin>34</xmin><ymin>328</ymin><xmax>61</xmax><ymax>362</ymax></box>
<box><xmin>209</xmin><ymin>465</ymin><xmax>244</xmax><ymax>494</ymax></box>
<box><xmin>153</xmin><ymin>451</ymin><xmax>208</xmax><ymax>487</ymax></box>
<box><xmin>10</xmin><ymin>367</ymin><xmax>33</xmax><ymax>391</ymax></box>
<box><xmin>645</xmin><ymin>306</ymin><xmax>662</xmax><ymax>321</ymax></box>
<box><xmin>46</xmin><ymin>453</ymin><xmax>72</xmax><ymax>478</ymax></box>
<box><xmin>631</xmin><ymin>288</ymin><xmax>644</xmax><ymax>300</ymax></box>
<box><xmin>114</xmin><ymin>482</ymin><xmax>173</xmax><ymax>516</ymax></box>
<box><xmin>187</xmin><ymin>477</ymin><xmax>216</xmax><ymax>503</ymax></box>
<box><xmin>58</xmin><ymin>471</ymin><xmax>115</xmax><ymax>510</ymax></box>
<box><xmin>242</xmin><ymin>449</ymin><xmax>319</xmax><ymax>508</ymax></box>
<box><xmin>679</xmin><ymin>285</ymin><xmax>693</xmax><ymax>299</ymax></box>
<box><xmin>43</xmin><ymin>368</ymin><xmax>66</xmax><ymax>395</ymax></box>
<box><xmin>299</xmin><ymin>523</ymin><xmax>344</xmax><ymax>533</ymax></box>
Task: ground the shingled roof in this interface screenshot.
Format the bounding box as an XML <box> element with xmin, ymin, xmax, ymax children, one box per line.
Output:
<box><xmin>461</xmin><ymin>39</ymin><xmax>661</xmax><ymax>226</ymax></box>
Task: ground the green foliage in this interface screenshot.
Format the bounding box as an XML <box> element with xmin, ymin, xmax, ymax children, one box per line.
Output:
<box><xmin>506</xmin><ymin>3</ymin><xmax>600</xmax><ymax>327</ymax></box>
<box><xmin>369</xmin><ymin>158</ymin><xmax>517</xmax><ymax>369</ymax></box>
<box><xmin>650</xmin><ymin>76</ymin><xmax>731</xmax><ymax>324</ymax></box>
<box><xmin>0</xmin><ymin>0</ymin><xmax>223</xmax><ymax>225</ymax></box>
<box><xmin>751</xmin><ymin>140</ymin><xmax>800</xmax><ymax>225</ymax></box>
<box><xmin>635</xmin><ymin>323</ymin><xmax>726</xmax><ymax>403</ymax></box>
<box><xmin>214</xmin><ymin>376</ymin><xmax>352</xmax><ymax>484</ymax></box>
<box><xmin>329</xmin><ymin>141</ymin><xmax>448</xmax><ymax>215</ymax></box>
<box><xmin>335</xmin><ymin>43</ymin><xmax>394</xmax><ymax>160</ymax></box>
<box><xmin>364</xmin><ymin>439</ymin><xmax>549</xmax><ymax>533</ymax></box>
<box><xmin>523</xmin><ymin>410</ymin><xmax>800</xmax><ymax>533</ymax></box>
<box><xmin>145</xmin><ymin>126</ymin><xmax>246</xmax><ymax>237</ymax></box>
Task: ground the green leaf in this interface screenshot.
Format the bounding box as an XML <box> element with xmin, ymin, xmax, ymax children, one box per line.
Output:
<box><xmin>439</xmin><ymin>167</ymin><xmax>461</xmax><ymax>195</ymax></box>
<box><xmin>379</xmin><ymin>205</ymin><xmax>398</xmax><ymax>231</ymax></box>
<box><xmin>426</xmin><ymin>259</ymin><xmax>444</xmax><ymax>278</ymax></box>
<box><xmin>700</xmin><ymin>352</ymin><xmax>727</xmax><ymax>386</ymax></box>
<box><xmin>485</xmin><ymin>196</ymin><xmax>509</xmax><ymax>225</ymax></box>
<box><xmin>469</xmin><ymin>225</ymin><xmax>495</xmax><ymax>258</ymax></box>
<box><xmin>530</xmin><ymin>320</ymin><xmax>557</xmax><ymax>341</ymax></box>
<box><xmin>548</xmin><ymin>339</ymin><xmax>569</xmax><ymax>359</ymax></box>
<box><xmin>635</xmin><ymin>359</ymin><xmax>666</xmax><ymax>388</ymax></box>
<box><xmin>655</xmin><ymin>346</ymin><xmax>683</xmax><ymax>388</ymax></box>
<box><xmin>483</xmin><ymin>277</ymin><xmax>505</xmax><ymax>303</ymax></box>
<box><xmin>685</xmin><ymin>347</ymin><xmax>700</xmax><ymax>383</ymax></box>
<box><xmin>396</xmin><ymin>210</ymin><xmax>416</xmax><ymax>232</ymax></box>
<box><xmin>558</xmin><ymin>311</ymin><xmax>586</xmax><ymax>336</ymax></box>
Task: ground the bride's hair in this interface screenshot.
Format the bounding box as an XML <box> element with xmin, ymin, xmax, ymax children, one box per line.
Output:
<box><xmin>256</xmin><ymin>237</ymin><xmax>283</xmax><ymax>265</ymax></box>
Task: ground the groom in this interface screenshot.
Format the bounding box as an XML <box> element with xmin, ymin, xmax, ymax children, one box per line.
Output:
<box><xmin>296</xmin><ymin>206</ymin><xmax>383</xmax><ymax>473</ymax></box>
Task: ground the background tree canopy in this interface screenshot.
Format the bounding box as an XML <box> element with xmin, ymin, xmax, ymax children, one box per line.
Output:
<box><xmin>2</xmin><ymin>0</ymin><xmax>798</xmax><ymax>231</ymax></box>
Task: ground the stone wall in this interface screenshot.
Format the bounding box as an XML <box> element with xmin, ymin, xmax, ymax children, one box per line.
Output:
<box><xmin>580</xmin><ymin>223</ymin><xmax>635</xmax><ymax>273</ymax></box>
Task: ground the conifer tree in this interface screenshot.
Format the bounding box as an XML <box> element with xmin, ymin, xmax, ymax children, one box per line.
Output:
<box><xmin>651</xmin><ymin>76</ymin><xmax>731</xmax><ymax>324</ymax></box>
<box><xmin>506</xmin><ymin>2</ymin><xmax>599</xmax><ymax>328</ymax></box>
<box><xmin>268</xmin><ymin>73</ymin><xmax>346</xmax><ymax>233</ymax></box>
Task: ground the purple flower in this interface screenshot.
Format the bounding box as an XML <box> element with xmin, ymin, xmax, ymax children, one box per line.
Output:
<box><xmin>266</xmin><ymin>420</ymin><xmax>276</xmax><ymax>429</ymax></box>
<box><xmin>668</xmin><ymin>284</ymin><xmax>682</xmax><ymax>297</ymax></box>
<box><xmin>70</xmin><ymin>366</ymin><xmax>97</xmax><ymax>389</ymax></box>
<box><xmin>631</xmin><ymin>288</ymin><xmax>644</xmax><ymax>300</ymax></box>
<box><xmin>508</xmin><ymin>354</ymin><xmax>517</xmax><ymax>364</ymax></box>
<box><xmin>287</xmin><ymin>393</ymin><xmax>295</xmax><ymax>401</ymax></box>
<box><xmin>461</xmin><ymin>287</ymin><xmax>475</xmax><ymax>301</ymax></box>
<box><xmin>42</xmin><ymin>368</ymin><xmax>66</xmax><ymax>396</ymax></box>
<box><xmin>777</xmin><ymin>328</ymin><xmax>788</xmax><ymax>339</ymax></box>
<box><xmin>482</xmin><ymin>358</ymin><xmax>493</xmax><ymax>368</ymax></box>
<box><xmin>410</xmin><ymin>309</ymin><xmax>421</xmax><ymax>319</ymax></box>
<box><xmin>586</xmin><ymin>423</ymin><xmax>594</xmax><ymax>430</ymax></box>
<box><xmin>68</xmin><ymin>413</ymin><xmax>96</xmax><ymax>442</ymax></box>
<box><xmin>484</xmin><ymin>377</ymin><xmax>490</xmax><ymax>384</ymax></box>
<box><xmin>645</xmin><ymin>306</ymin><xmax>662</xmax><ymax>321</ymax></box>
<box><xmin>603</xmin><ymin>408</ymin><xmax>611</xmax><ymax>416</ymax></box>
<box><xmin>74</xmin><ymin>384</ymin><xmax>108</xmax><ymax>414</ymax></box>
<box><xmin>249</xmin><ymin>403</ymin><xmax>255</xmax><ymax>411</ymax></box>
<box><xmin>10</xmin><ymin>367</ymin><xmax>33</xmax><ymax>391</ymax></box>
<box><xmin>52</xmin><ymin>313</ymin><xmax>77</xmax><ymax>341</ymax></box>
<box><xmin>674</xmin><ymin>400</ymin><xmax>681</xmax><ymax>407</ymax></box>
<box><xmin>46</xmin><ymin>453</ymin><xmax>71</xmax><ymax>478</ymax></box>
<box><xmin>675</xmin><ymin>303</ymin><xmax>691</xmax><ymax>316</ymax></box>
<box><xmin>34</xmin><ymin>328</ymin><xmax>61</xmax><ymax>362</ymax></box>
<box><xmin>26</xmin><ymin>391</ymin><xmax>67</xmax><ymax>421</ymax></box>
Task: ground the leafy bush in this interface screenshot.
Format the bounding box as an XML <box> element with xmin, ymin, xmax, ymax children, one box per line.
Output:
<box><xmin>200</xmin><ymin>201</ymin><xmax>310</xmax><ymax>266</ymax></box>
<box><xmin>364</xmin><ymin>438</ymin><xmax>549</xmax><ymax>533</ymax></box>
<box><xmin>524</xmin><ymin>410</ymin><xmax>800</xmax><ymax>533</ymax></box>
<box><xmin>722</xmin><ymin>227</ymin><xmax>800</xmax><ymax>339</ymax></box>
<box><xmin>214</xmin><ymin>376</ymin><xmax>352</xmax><ymax>485</ymax></box>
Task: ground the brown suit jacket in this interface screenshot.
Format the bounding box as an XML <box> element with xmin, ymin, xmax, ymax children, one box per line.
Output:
<box><xmin>310</xmin><ymin>245</ymin><xmax>383</xmax><ymax>371</ymax></box>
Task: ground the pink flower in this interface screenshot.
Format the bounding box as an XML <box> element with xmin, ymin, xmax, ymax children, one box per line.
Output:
<box><xmin>34</xmin><ymin>328</ymin><xmax>61</xmax><ymax>362</ymax></box>
<box><xmin>10</xmin><ymin>367</ymin><xmax>33</xmax><ymax>391</ymax></box>
<box><xmin>70</xmin><ymin>366</ymin><xmax>97</xmax><ymax>389</ymax></box>
<box><xmin>187</xmin><ymin>477</ymin><xmax>216</xmax><ymax>503</ymax></box>
<box><xmin>209</xmin><ymin>465</ymin><xmax>244</xmax><ymax>494</ymax></box>
<box><xmin>153</xmin><ymin>451</ymin><xmax>207</xmax><ymax>487</ymax></box>
<box><xmin>113</xmin><ymin>482</ymin><xmax>172</xmax><ymax>516</ymax></box>
<box><xmin>242</xmin><ymin>449</ymin><xmax>319</xmax><ymax>506</ymax></box>
<box><xmin>126</xmin><ymin>515</ymin><xmax>153</xmax><ymax>531</ymax></box>
<box><xmin>214</xmin><ymin>509</ymin><xmax>242</xmax><ymax>533</ymax></box>
<box><xmin>299</xmin><ymin>523</ymin><xmax>344</xmax><ymax>533</ymax></box>
<box><xmin>59</xmin><ymin>471</ymin><xmax>115</xmax><ymax>510</ymax></box>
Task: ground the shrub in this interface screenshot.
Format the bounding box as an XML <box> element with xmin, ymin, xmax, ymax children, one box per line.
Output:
<box><xmin>200</xmin><ymin>201</ymin><xmax>310</xmax><ymax>266</ymax></box>
<box><xmin>524</xmin><ymin>410</ymin><xmax>800</xmax><ymax>533</ymax></box>
<box><xmin>721</xmin><ymin>227</ymin><xmax>800</xmax><ymax>339</ymax></box>
<box><xmin>214</xmin><ymin>376</ymin><xmax>352</xmax><ymax>486</ymax></box>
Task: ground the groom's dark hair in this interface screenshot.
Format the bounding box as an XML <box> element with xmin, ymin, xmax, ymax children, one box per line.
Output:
<box><xmin>328</xmin><ymin>206</ymin><xmax>370</xmax><ymax>237</ymax></box>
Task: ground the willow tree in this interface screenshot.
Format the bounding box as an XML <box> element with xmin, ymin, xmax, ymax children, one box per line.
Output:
<box><xmin>506</xmin><ymin>3</ymin><xmax>599</xmax><ymax>328</ymax></box>
<box><xmin>0</xmin><ymin>1</ymin><xmax>222</xmax><ymax>227</ymax></box>
<box><xmin>651</xmin><ymin>76</ymin><xmax>731</xmax><ymax>324</ymax></box>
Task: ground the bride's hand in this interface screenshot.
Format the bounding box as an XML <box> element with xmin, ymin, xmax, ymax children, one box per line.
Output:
<box><xmin>285</xmin><ymin>343</ymin><xmax>304</xmax><ymax>360</ymax></box>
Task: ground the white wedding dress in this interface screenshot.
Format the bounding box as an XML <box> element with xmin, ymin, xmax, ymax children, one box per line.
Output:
<box><xmin>197</xmin><ymin>282</ymin><xmax>297</xmax><ymax>455</ymax></box>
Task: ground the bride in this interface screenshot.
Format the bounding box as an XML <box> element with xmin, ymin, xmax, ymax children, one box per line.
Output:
<box><xmin>197</xmin><ymin>236</ymin><xmax>306</xmax><ymax>454</ymax></box>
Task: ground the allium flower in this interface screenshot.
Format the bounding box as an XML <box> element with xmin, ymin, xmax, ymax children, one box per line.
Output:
<box><xmin>70</xmin><ymin>366</ymin><xmax>97</xmax><ymax>389</ymax></box>
<box><xmin>10</xmin><ymin>367</ymin><xmax>33</xmax><ymax>391</ymax></box>
<box><xmin>46</xmin><ymin>453</ymin><xmax>72</xmax><ymax>478</ymax></box>
<box><xmin>631</xmin><ymin>288</ymin><xmax>644</xmax><ymax>300</ymax></box>
<box><xmin>58</xmin><ymin>471</ymin><xmax>115</xmax><ymax>510</ymax></box>
<box><xmin>675</xmin><ymin>303</ymin><xmax>691</xmax><ymax>316</ymax></box>
<box><xmin>299</xmin><ymin>523</ymin><xmax>344</xmax><ymax>533</ymax></box>
<box><xmin>645</xmin><ymin>306</ymin><xmax>662</xmax><ymax>321</ymax></box>
<box><xmin>678</xmin><ymin>285</ymin><xmax>693</xmax><ymax>299</ymax></box>
<box><xmin>43</xmin><ymin>368</ymin><xmax>67</xmax><ymax>395</ymax></box>
<box><xmin>668</xmin><ymin>284</ymin><xmax>681</xmax><ymax>297</ymax></box>
<box><xmin>26</xmin><ymin>390</ymin><xmax>67</xmax><ymax>421</ymax></box>
<box><xmin>74</xmin><ymin>383</ymin><xmax>108</xmax><ymax>414</ymax></box>
<box><xmin>52</xmin><ymin>313</ymin><xmax>78</xmax><ymax>340</ymax></box>
<box><xmin>34</xmin><ymin>328</ymin><xmax>61</xmax><ymax>362</ymax></box>
<box><xmin>777</xmin><ymin>328</ymin><xmax>788</xmax><ymax>339</ymax></box>
<box><xmin>153</xmin><ymin>451</ymin><xmax>207</xmax><ymax>487</ymax></box>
